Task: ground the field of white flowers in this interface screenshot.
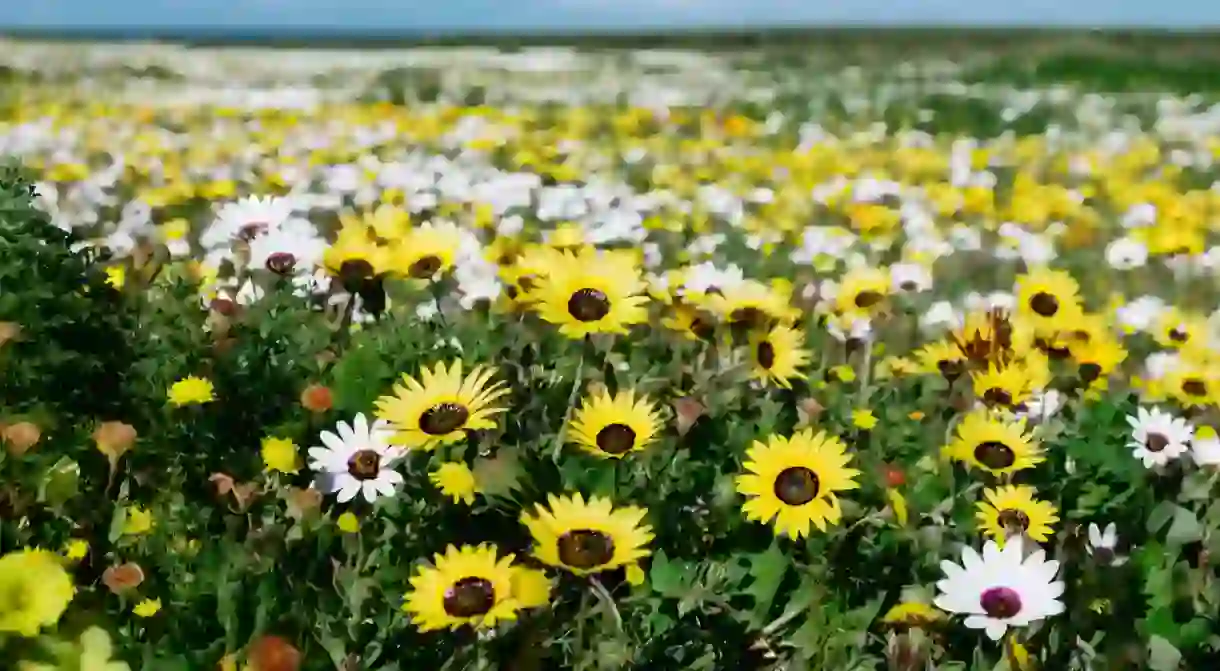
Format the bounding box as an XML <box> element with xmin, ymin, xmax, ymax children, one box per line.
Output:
<box><xmin>3</xmin><ymin>33</ymin><xmax>1220</xmax><ymax>670</ymax></box>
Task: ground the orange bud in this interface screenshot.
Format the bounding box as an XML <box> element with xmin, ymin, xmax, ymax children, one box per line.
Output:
<box><xmin>0</xmin><ymin>322</ymin><xmax>19</xmax><ymax>346</ymax></box>
<box><xmin>672</xmin><ymin>397</ymin><xmax>705</xmax><ymax>436</ymax></box>
<box><xmin>300</xmin><ymin>384</ymin><xmax>333</xmax><ymax>413</ymax></box>
<box><xmin>2</xmin><ymin>421</ymin><xmax>41</xmax><ymax>456</ymax></box>
<box><xmin>248</xmin><ymin>635</ymin><xmax>301</xmax><ymax>671</ymax></box>
<box><xmin>93</xmin><ymin>421</ymin><xmax>137</xmax><ymax>460</ymax></box>
<box><xmin>102</xmin><ymin>562</ymin><xmax>146</xmax><ymax>593</ymax></box>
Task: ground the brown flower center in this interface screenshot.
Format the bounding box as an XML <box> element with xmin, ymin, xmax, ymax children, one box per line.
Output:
<box><xmin>979</xmin><ymin>586</ymin><xmax>1023</xmax><ymax>619</ymax></box>
<box><xmin>266</xmin><ymin>252</ymin><xmax>297</xmax><ymax>275</ymax></box>
<box><xmin>1145</xmin><ymin>433</ymin><xmax>1169</xmax><ymax>453</ymax></box>
<box><xmin>973</xmin><ymin>441</ymin><xmax>1016</xmax><ymax>470</ymax></box>
<box><xmin>729</xmin><ymin>307</ymin><xmax>766</xmax><ymax>328</ymax></box>
<box><xmin>567</xmin><ymin>288</ymin><xmax>611</xmax><ymax>322</ymax></box>
<box><xmin>419</xmin><ymin>403</ymin><xmax>470</xmax><ymax>435</ymax></box>
<box><xmin>557</xmin><ymin>529</ymin><xmax>616</xmax><ymax>569</ymax></box>
<box><xmin>982</xmin><ymin>388</ymin><xmax>1013</xmax><ymax>407</ymax></box>
<box><xmin>756</xmin><ymin>341</ymin><xmax>776</xmax><ymax>369</ymax></box>
<box><xmin>773</xmin><ymin>466</ymin><xmax>820</xmax><ymax>506</ymax></box>
<box><xmin>408</xmin><ymin>255</ymin><xmax>442</xmax><ymax>279</ymax></box>
<box><xmin>442</xmin><ymin>577</ymin><xmax>496</xmax><ymax>618</ymax></box>
<box><xmin>854</xmin><ymin>290</ymin><xmax>883</xmax><ymax>309</ymax></box>
<box><xmin>997</xmin><ymin>508</ymin><xmax>1030</xmax><ymax>534</ymax></box>
<box><xmin>1029</xmin><ymin>292</ymin><xmax>1059</xmax><ymax>317</ymax></box>
<box><xmin>938</xmin><ymin>359</ymin><xmax>963</xmax><ymax>381</ymax></box>
<box><xmin>595</xmin><ymin>424</ymin><xmax>637</xmax><ymax>455</ymax></box>
<box><xmin>1169</xmin><ymin>328</ymin><xmax>1189</xmax><ymax>343</ymax></box>
<box><xmin>347</xmin><ymin>449</ymin><xmax>381</xmax><ymax>480</ymax></box>
<box><xmin>1079</xmin><ymin>363</ymin><xmax>1102</xmax><ymax>383</ymax></box>
<box><xmin>1182</xmin><ymin>378</ymin><xmax>1208</xmax><ymax>397</ymax></box>
<box><xmin>338</xmin><ymin>259</ymin><xmax>375</xmax><ymax>291</ymax></box>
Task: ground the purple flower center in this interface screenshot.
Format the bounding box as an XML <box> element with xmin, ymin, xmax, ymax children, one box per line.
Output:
<box><xmin>979</xmin><ymin>586</ymin><xmax>1022</xmax><ymax>619</ymax></box>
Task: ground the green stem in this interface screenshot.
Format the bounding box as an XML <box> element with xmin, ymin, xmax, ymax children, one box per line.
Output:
<box><xmin>550</xmin><ymin>339</ymin><xmax>589</xmax><ymax>463</ymax></box>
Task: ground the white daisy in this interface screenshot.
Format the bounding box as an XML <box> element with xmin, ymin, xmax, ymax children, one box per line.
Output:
<box><xmin>1016</xmin><ymin>389</ymin><xmax>1063</xmax><ymax>423</ymax></box>
<box><xmin>1190</xmin><ymin>431</ymin><xmax>1220</xmax><ymax>467</ymax></box>
<box><xmin>1086</xmin><ymin>522</ymin><xmax>1127</xmax><ymax>566</ymax></box>
<box><xmin>307</xmin><ymin>413</ymin><xmax>405</xmax><ymax>503</ymax></box>
<box><xmin>247</xmin><ymin>219</ymin><xmax>326</xmax><ymax>275</ymax></box>
<box><xmin>1115</xmin><ymin>295</ymin><xmax>1166</xmax><ymax>334</ymax></box>
<box><xmin>1126</xmin><ymin>406</ymin><xmax>1193</xmax><ymax>469</ymax></box>
<box><xmin>934</xmin><ymin>538</ymin><xmax>1064</xmax><ymax>641</ymax></box>
<box><xmin>202</xmin><ymin>195</ymin><xmax>295</xmax><ymax>250</ymax></box>
<box><xmin>890</xmin><ymin>262</ymin><xmax>932</xmax><ymax>293</ymax></box>
<box><xmin>1105</xmin><ymin>237</ymin><xmax>1148</xmax><ymax>270</ymax></box>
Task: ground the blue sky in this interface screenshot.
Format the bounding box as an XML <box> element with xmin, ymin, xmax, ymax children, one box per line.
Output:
<box><xmin>2</xmin><ymin>0</ymin><xmax>1219</xmax><ymax>31</ymax></box>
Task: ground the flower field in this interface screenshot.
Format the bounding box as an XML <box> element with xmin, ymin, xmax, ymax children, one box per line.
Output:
<box><xmin>5</xmin><ymin>33</ymin><xmax>1220</xmax><ymax>669</ymax></box>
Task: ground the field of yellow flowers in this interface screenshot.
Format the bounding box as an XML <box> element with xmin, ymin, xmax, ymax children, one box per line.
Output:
<box><xmin>4</xmin><ymin>37</ymin><xmax>1220</xmax><ymax>670</ymax></box>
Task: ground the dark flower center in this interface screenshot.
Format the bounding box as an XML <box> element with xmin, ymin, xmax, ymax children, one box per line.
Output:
<box><xmin>982</xmin><ymin>388</ymin><xmax>1013</xmax><ymax>407</ymax></box>
<box><xmin>347</xmin><ymin>449</ymin><xmax>382</xmax><ymax>480</ymax></box>
<box><xmin>567</xmin><ymin>288</ymin><xmax>611</xmax><ymax>322</ymax></box>
<box><xmin>854</xmin><ymin>290</ymin><xmax>883</xmax><ymax>308</ymax></box>
<box><xmin>1182</xmin><ymin>378</ymin><xmax>1208</xmax><ymax>397</ymax></box>
<box><xmin>1029</xmin><ymin>292</ymin><xmax>1059</xmax><ymax>317</ymax></box>
<box><xmin>997</xmin><ymin>508</ymin><xmax>1031</xmax><ymax>534</ymax></box>
<box><xmin>595</xmin><ymin>424</ymin><xmax>637</xmax><ymax>455</ymax></box>
<box><xmin>729</xmin><ymin>307</ymin><xmax>766</xmax><ymax>328</ymax></box>
<box><xmin>1079</xmin><ymin>363</ymin><xmax>1102</xmax><ymax>383</ymax></box>
<box><xmin>973</xmin><ymin>441</ymin><xmax>1016</xmax><ymax>470</ymax></box>
<box><xmin>1036</xmin><ymin>338</ymin><xmax>1071</xmax><ymax>360</ymax></box>
<box><xmin>442</xmin><ymin>577</ymin><xmax>496</xmax><ymax>618</ymax></box>
<box><xmin>408</xmin><ymin>255</ymin><xmax>442</xmax><ymax>279</ymax></box>
<box><xmin>900</xmin><ymin>280</ymin><xmax>918</xmax><ymax>292</ymax></box>
<box><xmin>757</xmin><ymin>341</ymin><xmax>776</xmax><ymax>369</ymax></box>
<box><xmin>557</xmin><ymin>529</ymin><xmax>616</xmax><ymax>569</ymax></box>
<box><xmin>339</xmin><ymin>259</ymin><xmax>376</xmax><ymax>292</ymax></box>
<box><xmin>690</xmin><ymin>316</ymin><xmax>715</xmax><ymax>341</ymax></box>
<box><xmin>238</xmin><ymin>222</ymin><xmax>269</xmax><ymax>240</ymax></box>
<box><xmin>979</xmin><ymin>586</ymin><xmax>1023</xmax><ymax>619</ymax></box>
<box><xmin>1145</xmin><ymin>433</ymin><xmax>1169</xmax><ymax>453</ymax></box>
<box><xmin>266</xmin><ymin>252</ymin><xmax>297</xmax><ymax>275</ymax></box>
<box><xmin>938</xmin><ymin>359</ymin><xmax>963</xmax><ymax>381</ymax></box>
<box><xmin>773</xmin><ymin>466</ymin><xmax>820</xmax><ymax>506</ymax></box>
<box><xmin>419</xmin><ymin>403</ymin><xmax>470</xmax><ymax>435</ymax></box>
<box><xmin>1169</xmin><ymin>328</ymin><xmax>1189</xmax><ymax>343</ymax></box>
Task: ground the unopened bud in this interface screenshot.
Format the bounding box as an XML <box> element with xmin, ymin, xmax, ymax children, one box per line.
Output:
<box><xmin>2</xmin><ymin>421</ymin><xmax>41</xmax><ymax>456</ymax></box>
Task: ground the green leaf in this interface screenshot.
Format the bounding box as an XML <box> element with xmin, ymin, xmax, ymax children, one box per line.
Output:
<box><xmin>473</xmin><ymin>446</ymin><xmax>523</xmax><ymax>497</ymax></box>
<box><xmin>1147</xmin><ymin>635</ymin><xmax>1182</xmax><ymax>671</ymax></box>
<box><xmin>743</xmin><ymin>542</ymin><xmax>789</xmax><ymax>622</ymax></box>
<box><xmin>649</xmin><ymin>550</ymin><xmax>695</xmax><ymax>598</ymax></box>
<box><xmin>1165</xmin><ymin>506</ymin><xmax>1203</xmax><ymax>545</ymax></box>
<box><xmin>38</xmin><ymin>456</ymin><xmax>80</xmax><ymax>509</ymax></box>
<box><xmin>1146</xmin><ymin>500</ymin><xmax>1176</xmax><ymax>535</ymax></box>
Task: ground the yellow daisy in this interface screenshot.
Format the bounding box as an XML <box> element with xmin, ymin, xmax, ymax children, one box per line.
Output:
<box><xmin>749</xmin><ymin>324</ymin><xmax>811</xmax><ymax>389</ymax></box>
<box><xmin>168</xmin><ymin>376</ymin><xmax>214</xmax><ymax>407</ymax></box>
<box><xmin>708</xmin><ymin>279</ymin><xmax>799</xmax><ymax>330</ymax></box>
<box><xmin>530</xmin><ymin>250</ymin><xmax>649</xmax><ymax>339</ymax></box>
<box><xmin>735</xmin><ymin>429</ymin><xmax>861</xmax><ymax>538</ymax></box>
<box><xmin>1014</xmin><ymin>267</ymin><xmax>1083</xmax><ymax>332</ymax></box>
<box><xmin>569</xmin><ymin>389</ymin><xmax>663</xmax><ymax>459</ymax></box>
<box><xmin>388</xmin><ymin>222</ymin><xmax>464</xmax><ymax>279</ymax></box>
<box><xmin>943</xmin><ymin>410</ymin><xmax>1043</xmax><ymax>477</ymax></box>
<box><xmin>402</xmin><ymin>544</ymin><xmax>522</xmax><ymax>632</ymax></box>
<box><xmin>0</xmin><ymin>548</ymin><xmax>75</xmax><ymax>636</ymax></box>
<box><xmin>971</xmin><ymin>361</ymin><xmax>1036</xmax><ymax>410</ymax></box>
<box><xmin>881</xmin><ymin>601</ymin><xmax>945</xmax><ymax>628</ymax></box>
<box><xmin>975</xmin><ymin>485</ymin><xmax>1059</xmax><ymax>546</ymax></box>
<box><xmin>520</xmin><ymin>493</ymin><xmax>653</xmax><ymax>575</ymax></box>
<box><xmin>833</xmin><ymin>266</ymin><xmax>890</xmax><ymax>317</ymax></box>
<box><xmin>374</xmin><ymin>360</ymin><xmax>510</xmax><ymax>451</ymax></box>
<box><xmin>430</xmin><ymin>462</ymin><xmax>479</xmax><ymax>505</ymax></box>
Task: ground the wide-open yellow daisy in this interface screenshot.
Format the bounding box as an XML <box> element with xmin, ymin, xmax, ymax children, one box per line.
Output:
<box><xmin>374</xmin><ymin>360</ymin><xmax>509</xmax><ymax>450</ymax></box>
<box><xmin>735</xmin><ymin>429</ymin><xmax>861</xmax><ymax>539</ymax></box>
<box><xmin>402</xmin><ymin>544</ymin><xmax>522</xmax><ymax>632</ymax></box>
<box><xmin>569</xmin><ymin>389</ymin><xmax>663</xmax><ymax>459</ymax></box>
<box><xmin>1014</xmin><ymin>267</ymin><xmax>1083</xmax><ymax>332</ymax></box>
<box><xmin>833</xmin><ymin>266</ymin><xmax>891</xmax><ymax>317</ymax></box>
<box><xmin>707</xmin><ymin>279</ymin><xmax>799</xmax><ymax>330</ymax></box>
<box><xmin>915</xmin><ymin>340</ymin><xmax>967</xmax><ymax>380</ymax></box>
<box><xmin>530</xmin><ymin>250</ymin><xmax>649</xmax><ymax>339</ymax></box>
<box><xmin>975</xmin><ymin>485</ymin><xmax>1059</xmax><ymax>546</ymax></box>
<box><xmin>0</xmin><ymin>548</ymin><xmax>75</xmax><ymax>636</ymax></box>
<box><xmin>388</xmin><ymin>222</ymin><xmax>464</xmax><ymax>279</ymax></box>
<box><xmin>971</xmin><ymin>361</ymin><xmax>1036</xmax><ymax>410</ymax></box>
<box><xmin>323</xmin><ymin>222</ymin><xmax>392</xmax><ymax>289</ymax></box>
<box><xmin>520</xmin><ymin>493</ymin><xmax>652</xmax><ymax>575</ymax></box>
<box><xmin>749</xmin><ymin>324</ymin><xmax>811</xmax><ymax>389</ymax></box>
<box><xmin>943</xmin><ymin>410</ymin><xmax>1043</xmax><ymax>477</ymax></box>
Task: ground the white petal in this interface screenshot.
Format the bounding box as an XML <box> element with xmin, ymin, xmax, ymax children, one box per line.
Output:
<box><xmin>336</xmin><ymin>479</ymin><xmax>360</xmax><ymax>503</ymax></box>
<box><xmin>1088</xmin><ymin>523</ymin><xmax>1102</xmax><ymax>546</ymax></box>
<box><xmin>983</xmin><ymin>620</ymin><xmax>1008</xmax><ymax>640</ymax></box>
<box><xmin>362</xmin><ymin>480</ymin><xmax>380</xmax><ymax>502</ymax></box>
<box><xmin>320</xmin><ymin>431</ymin><xmax>348</xmax><ymax>453</ymax></box>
